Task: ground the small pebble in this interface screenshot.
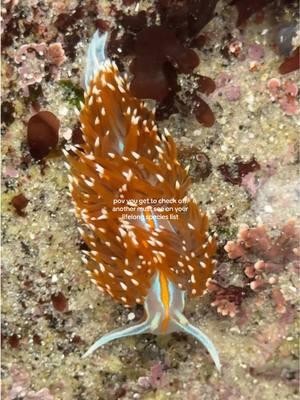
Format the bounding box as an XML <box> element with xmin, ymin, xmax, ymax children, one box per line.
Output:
<box><xmin>62</xmin><ymin>128</ymin><xmax>72</xmax><ymax>141</ymax></box>
<box><xmin>128</xmin><ymin>312</ymin><xmax>135</xmax><ymax>321</ymax></box>
<box><xmin>264</xmin><ymin>205</ymin><xmax>273</xmax><ymax>213</ymax></box>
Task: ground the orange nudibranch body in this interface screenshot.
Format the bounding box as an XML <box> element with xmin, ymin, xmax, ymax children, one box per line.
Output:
<box><xmin>65</xmin><ymin>31</ymin><xmax>220</xmax><ymax>370</ymax></box>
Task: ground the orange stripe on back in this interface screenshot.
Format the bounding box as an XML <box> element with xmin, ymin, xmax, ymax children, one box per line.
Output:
<box><xmin>159</xmin><ymin>271</ymin><xmax>170</xmax><ymax>333</ymax></box>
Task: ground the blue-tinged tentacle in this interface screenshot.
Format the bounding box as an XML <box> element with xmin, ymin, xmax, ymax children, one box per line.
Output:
<box><xmin>82</xmin><ymin>313</ymin><xmax>160</xmax><ymax>358</ymax></box>
<box><xmin>84</xmin><ymin>30</ymin><xmax>108</xmax><ymax>89</ymax></box>
<box><xmin>173</xmin><ymin>311</ymin><xmax>221</xmax><ymax>371</ymax></box>
<box><xmin>82</xmin><ymin>271</ymin><xmax>221</xmax><ymax>371</ymax></box>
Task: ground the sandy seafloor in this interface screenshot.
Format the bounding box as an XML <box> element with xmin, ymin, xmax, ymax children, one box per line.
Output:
<box><xmin>1</xmin><ymin>1</ymin><xmax>299</xmax><ymax>399</ymax></box>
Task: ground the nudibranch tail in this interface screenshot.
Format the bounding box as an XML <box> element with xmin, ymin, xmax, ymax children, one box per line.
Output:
<box><xmin>82</xmin><ymin>317</ymin><xmax>221</xmax><ymax>372</ymax></box>
<box><xmin>66</xmin><ymin>29</ymin><xmax>220</xmax><ymax>371</ymax></box>
<box><xmin>83</xmin><ymin>271</ymin><xmax>221</xmax><ymax>370</ymax></box>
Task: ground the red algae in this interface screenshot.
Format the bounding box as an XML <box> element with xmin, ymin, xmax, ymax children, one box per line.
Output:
<box><xmin>51</xmin><ymin>292</ymin><xmax>68</xmax><ymax>312</ymax></box>
<box><xmin>196</xmin><ymin>75</ymin><xmax>216</xmax><ymax>95</ymax></box>
<box><xmin>107</xmin><ymin>2</ymin><xmax>217</xmax><ymax>126</ymax></box>
<box><xmin>278</xmin><ymin>47</ymin><xmax>300</xmax><ymax>74</ymax></box>
<box><xmin>11</xmin><ymin>194</ymin><xmax>29</xmax><ymax>217</ymax></box>
<box><xmin>193</xmin><ymin>95</ymin><xmax>215</xmax><ymax>127</ymax></box>
<box><xmin>232</xmin><ymin>0</ymin><xmax>272</xmax><ymax>26</ymax></box>
<box><xmin>27</xmin><ymin>111</ymin><xmax>60</xmax><ymax>160</ymax></box>
<box><xmin>32</xmin><ymin>334</ymin><xmax>42</xmax><ymax>345</ymax></box>
<box><xmin>8</xmin><ymin>334</ymin><xmax>21</xmax><ymax>349</ymax></box>
<box><xmin>1</xmin><ymin>101</ymin><xmax>15</xmax><ymax>126</ymax></box>
<box><xmin>71</xmin><ymin>124</ymin><xmax>84</xmax><ymax>145</ymax></box>
<box><xmin>218</xmin><ymin>158</ymin><xmax>260</xmax><ymax>185</ymax></box>
<box><xmin>54</xmin><ymin>6</ymin><xmax>84</xmax><ymax>32</ymax></box>
<box><xmin>156</xmin><ymin>0</ymin><xmax>218</xmax><ymax>40</ymax></box>
<box><xmin>6</xmin><ymin>364</ymin><xmax>54</xmax><ymax>400</ymax></box>
<box><xmin>232</xmin><ymin>0</ymin><xmax>297</xmax><ymax>28</ymax></box>
<box><xmin>130</xmin><ymin>26</ymin><xmax>199</xmax><ymax>102</ymax></box>
<box><xmin>14</xmin><ymin>43</ymin><xmax>48</xmax><ymax>94</ymax></box>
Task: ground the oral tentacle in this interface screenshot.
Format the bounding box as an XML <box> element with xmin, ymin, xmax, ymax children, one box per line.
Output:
<box><xmin>84</xmin><ymin>30</ymin><xmax>108</xmax><ymax>89</ymax></box>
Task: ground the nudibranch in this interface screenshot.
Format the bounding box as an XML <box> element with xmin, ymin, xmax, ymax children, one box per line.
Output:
<box><xmin>64</xmin><ymin>31</ymin><xmax>221</xmax><ymax>371</ymax></box>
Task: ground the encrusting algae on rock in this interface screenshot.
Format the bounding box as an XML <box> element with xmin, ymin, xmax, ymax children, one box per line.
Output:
<box><xmin>64</xmin><ymin>31</ymin><xmax>221</xmax><ymax>371</ymax></box>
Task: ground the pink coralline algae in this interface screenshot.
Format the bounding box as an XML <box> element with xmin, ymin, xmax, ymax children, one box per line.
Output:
<box><xmin>207</xmin><ymin>280</ymin><xmax>247</xmax><ymax>317</ymax></box>
<box><xmin>46</xmin><ymin>43</ymin><xmax>66</xmax><ymax>66</ymax></box>
<box><xmin>213</xmin><ymin>73</ymin><xmax>241</xmax><ymax>102</ymax></box>
<box><xmin>267</xmin><ymin>78</ymin><xmax>298</xmax><ymax>115</ymax></box>
<box><xmin>240</xmin><ymin>145</ymin><xmax>298</xmax><ymax>198</ymax></box>
<box><xmin>14</xmin><ymin>42</ymin><xmax>66</xmax><ymax>95</ymax></box>
<box><xmin>26</xmin><ymin>389</ymin><xmax>54</xmax><ymax>400</ymax></box>
<box><xmin>3</xmin><ymin>165</ymin><xmax>19</xmax><ymax>178</ymax></box>
<box><xmin>215</xmin><ymin>72</ymin><xmax>232</xmax><ymax>88</ymax></box>
<box><xmin>225</xmin><ymin>221</ymin><xmax>299</xmax><ymax>303</ymax></box>
<box><xmin>138</xmin><ymin>363</ymin><xmax>167</xmax><ymax>390</ymax></box>
<box><xmin>224</xmin><ymin>85</ymin><xmax>241</xmax><ymax>101</ymax></box>
<box><xmin>247</xmin><ymin>43</ymin><xmax>264</xmax><ymax>61</ymax></box>
<box><xmin>7</xmin><ymin>365</ymin><xmax>54</xmax><ymax>400</ymax></box>
<box><xmin>241</xmin><ymin>171</ymin><xmax>260</xmax><ymax>197</ymax></box>
<box><xmin>14</xmin><ymin>43</ymin><xmax>47</xmax><ymax>93</ymax></box>
<box><xmin>209</xmin><ymin>220</ymin><xmax>299</xmax><ymax>318</ymax></box>
<box><xmin>271</xmin><ymin>287</ymin><xmax>287</xmax><ymax>314</ymax></box>
<box><xmin>254</xmin><ymin>305</ymin><xmax>296</xmax><ymax>367</ymax></box>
